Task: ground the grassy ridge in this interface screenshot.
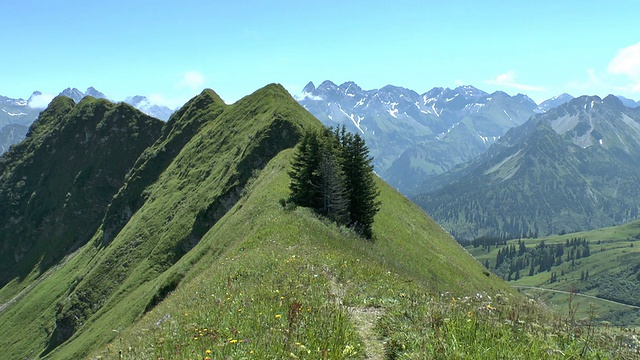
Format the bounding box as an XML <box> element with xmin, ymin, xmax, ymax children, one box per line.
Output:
<box><xmin>91</xmin><ymin>148</ymin><xmax>510</xmax><ymax>359</ymax></box>
<box><xmin>0</xmin><ymin>84</ymin><xmax>321</xmax><ymax>358</ymax></box>
<box><xmin>0</xmin><ymin>96</ymin><xmax>163</xmax><ymax>295</ymax></box>
<box><xmin>93</xmin><ymin>150</ymin><xmax>636</xmax><ymax>359</ymax></box>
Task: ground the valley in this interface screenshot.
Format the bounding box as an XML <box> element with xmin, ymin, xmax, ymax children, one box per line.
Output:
<box><xmin>465</xmin><ymin>220</ymin><xmax>640</xmax><ymax>327</ymax></box>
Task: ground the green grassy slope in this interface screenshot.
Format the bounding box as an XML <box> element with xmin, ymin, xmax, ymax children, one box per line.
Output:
<box><xmin>90</xmin><ymin>148</ymin><xmax>514</xmax><ymax>359</ymax></box>
<box><xmin>0</xmin><ymin>84</ymin><xmax>322</xmax><ymax>358</ymax></box>
<box><xmin>92</xmin><ymin>150</ymin><xmax>634</xmax><ymax>359</ymax></box>
<box><xmin>0</xmin><ymin>96</ymin><xmax>163</xmax><ymax>291</ymax></box>
<box><xmin>466</xmin><ymin>221</ymin><xmax>640</xmax><ymax>326</ymax></box>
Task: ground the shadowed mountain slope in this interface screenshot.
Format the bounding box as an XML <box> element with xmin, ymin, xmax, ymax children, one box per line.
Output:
<box><xmin>0</xmin><ymin>96</ymin><xmax>163</xmax><ymax>287</ymax></box>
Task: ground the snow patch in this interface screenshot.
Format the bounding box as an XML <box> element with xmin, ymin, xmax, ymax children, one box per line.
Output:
<box><xmin>338</xmin><ymin>104</ymin><xmax>365</xmax><ymax>134</ymax></box>
<box><xmin>445</xmin><ymin>93</ymin><xmax>459</xmax><ymax>102</ymax></box>
<box><xmin>388</xmin><ymin>108</ymin><xmax>398</xmax><ymax>118</ymax></box>
<box><xmin>599</xmin><ymin>138</ymin><xmax>603</xmax><ymax>145</ymax></box>
<box><xmin>464</xmin><ymin>103</ymin><xmax>485</xmax><ymax>112</ymax></box>
<box><xmin>423</xmin><ymin>95</ymin><xmax>437</xmax><ymax>105</ymax></box>
<box><xmin>355</xmin><ymin>98</ymin><xmax>365</xmax><ymax>106</ymax></box>
<box><xmin>503</xmin><ymin>110</ymin><xmax>514</xmax><ymax>123</ymax></box>
<box><xmin>2</xmin><ymin>109</ymin><xmax>28</xmax><ymax>116</ymax></box>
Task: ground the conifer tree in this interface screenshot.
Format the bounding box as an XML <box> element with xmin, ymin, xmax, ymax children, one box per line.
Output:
<box><xmin>288</xmin><ymin>130</ymin><xmax>322</xmax><ymax>209</ymax></box>
<box><xmin>315</xmin><ymin>140</ymin><xmax>349</xmax><ymax>224</ymax></box>
<box><xmin>340</xmin><ymin>131</ymin><xmax>380</xmax><ymax>239</ymax></box>
<box><xmin>289</xmin><ymin>126</ymin><xmax>380</xmax><ymax>239</ymax></box>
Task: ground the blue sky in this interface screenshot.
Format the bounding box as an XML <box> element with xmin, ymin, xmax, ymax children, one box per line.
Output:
<box><xmin>2</xmin><ymin>1</ymin><xmax>640</xmax><ymax>108</ymax></box>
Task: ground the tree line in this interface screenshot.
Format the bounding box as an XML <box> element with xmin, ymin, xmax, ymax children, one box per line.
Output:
<box><xmin>288</xmin><ymin>126</ymin><xmax>380</xmax><ymax>239</ymax></box>
<box><xmin>489</xmin><ymin>237</ymin><xmax>591</xmax><ymax>281</ymax></box>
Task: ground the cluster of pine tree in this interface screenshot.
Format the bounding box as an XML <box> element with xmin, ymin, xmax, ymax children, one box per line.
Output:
<box><xmin>288</xmin><ymin>126</ymin><xmax>380</xmax><ymax>239</ymax></box>
<box><xmin>491</xmin><ymin>238</ymin><xmax>591</xmax><ymax>281</ymax></box>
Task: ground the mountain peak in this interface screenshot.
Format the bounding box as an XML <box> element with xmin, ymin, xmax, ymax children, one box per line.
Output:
<box><xmin>85</xmin><ymin>87</ymin><xmax>107</xmax><ymax>99</ymax></box>
<box><xmin>603</xmin><ymin>94</ymin><xmax>624</xmax><ymax>109</ymax></box>
<box><xmin>199</xmin><ymin>88</ymin><xmax>225</xmax><ymax>105</ymax></box>
<box><xmin>302</xmin><ymin>81</ymin><xmax>316</xmax><ymax>93</ymax></box>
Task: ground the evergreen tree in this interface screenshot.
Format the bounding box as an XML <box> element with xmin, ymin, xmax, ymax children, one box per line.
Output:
<box><xmin>315</xmin><ymin>147</ymin><xmax>349</xmax><ymax>224</ymax></box>
<box><xmin>289</xmin><ymin>127</ymin><xmax>380</xmax><ymax>239</ymax></box>
<box><xmin>289</xmin><ymin>130</ymin><xmax>322</xmax><ymax>209</ymax></box>
<box><xmin>340</xmin><ymin>131</ymin><xmax>380</xmax><ymax>239</ymax></box>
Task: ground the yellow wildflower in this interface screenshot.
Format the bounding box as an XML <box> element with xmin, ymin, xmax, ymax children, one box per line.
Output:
<box><xmin>275</xmin><ymin>314</ymin><xmax>281</xmax><ymax>319</ymax></box>
<box><xmin>206</xmin><ymin>349</ymin><xmax>212</xmax><ymax>354</ymax></box>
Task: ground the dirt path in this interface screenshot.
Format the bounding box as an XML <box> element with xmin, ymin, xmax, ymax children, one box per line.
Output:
<box><xmin>347</xmin><ymin>306</ymin><xmax>385</xmax><ymax>359</ymax></box>
<box><xmin>329</xmin><ymin>277</ymin><xmax>386</xmax><ymax>359</ymax></box>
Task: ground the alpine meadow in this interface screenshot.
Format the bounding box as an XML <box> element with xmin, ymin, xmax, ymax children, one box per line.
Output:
<box><xmin>0</xmin><ymin>83</ymin><xmax>637</xmax><ymax>359</ymax></box>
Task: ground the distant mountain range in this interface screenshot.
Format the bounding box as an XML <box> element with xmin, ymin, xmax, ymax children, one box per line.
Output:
<box><xmin>414</xmin><ymin>95</ymin><xmax>640</xmax><ymax>240</ymax></box>
<box><xmin>0</xmin><ymin>124</ymin><xmax>28</xmax><ymax>153</ymax></box>
<box><xmin>296</xmin><ymin>81</ymin><xmax>581</xmax><ymax>194</ymax></box>
<box><xmin>0</xmin><ymin>87</ymin><xmax>176</xmax><ymax>154</ymax></box>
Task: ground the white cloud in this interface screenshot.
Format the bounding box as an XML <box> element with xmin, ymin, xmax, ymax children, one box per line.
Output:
<box><xmin>608</xmin><ymin>42</ymin><xmax>640</xmax><ymax>93</ymax></box>
<box><xmin>454</xmin><ymin>79</ymin><xmax>465</xmax><ymax>86</ymax></box>
<box><xmin>178</xmin><ymin>71</ymin><xmax>205</xmax><ymax>90</ymax></box>
<box><xmin>608</xmin><ymin>42</ymin><xmax>640</xmax><ymax>77</ymax></box>
<box><xmin>486</xmin><ymin>71</ymin><xmax>546</xmax><ymax>92</ymax></box>
<box><xmin>293</xmin><ymin>92</ymin><xmax>323</xmax><ymax>101</ymax></box>
<box><xmin>27</xmin><ymin>93</ymin><xmax>55</xmax><ymax>109</ymax></box>
<box><xmin>566</xmin><ymin>68</ymin><xmax>602</xmax><ymax>94</ymax></box>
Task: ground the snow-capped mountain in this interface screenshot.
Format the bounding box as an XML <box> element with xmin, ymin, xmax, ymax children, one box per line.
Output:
<box><xmin>296</xmin><ymin>81</ymin><xmax>538</xmax><ymax>194</ymax></box>
<box><xmin>0</xmin><ymin>94</ymin><xmax>40</xmax><ymax>128</ymax></box>
<box><xmin>0</xmin><ymin>124</ymin><xmax>28</xmax><ymax>153</ymax></box>
<box><xmin>415</xmin><ymin>94</ymin><xmax>640</xmax><ymax>240</ymax></box>
<box><xmin>123</xmin><ymin>95</ymin><xmax>174</xmax><ymax>121</ymax></box>
<box><xmin>536</xmin><ymin>93</ymin><xmax>574</xmax><ymax>113</ymax></box>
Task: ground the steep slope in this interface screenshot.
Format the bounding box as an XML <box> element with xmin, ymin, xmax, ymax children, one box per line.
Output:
<box><xmin>0</xmin><ymin>84</ymin><xmax>322</xmax><ymax>358</ymax></box>
<box><xmin>101</xmin><ymin>88</ymin><xmax>226</xmax><ymax>245</ymax></box>
<box><xmin>0</xmin><ymin>96</ymin><xmax>163</xmax><ymax>287</ymax></box>
<box><xmin>0</xmin><ymin>123</ymin><xmax>28</xmax><ymax>154</ymax></box>
<box><xmin>415</xmin><ymin>95</ymin><xmax>640</xmax><ymax>240</ymax></box>
<box><xmin>89</xmin><ymin>148</ymin><xmax>511</xmax><ymax>359</ymax></box>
